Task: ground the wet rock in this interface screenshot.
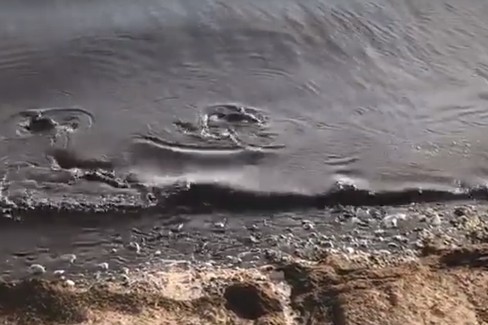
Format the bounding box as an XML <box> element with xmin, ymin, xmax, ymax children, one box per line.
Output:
<box><xmin>171</xmin><ymin>223</ymin><xmax>184</xmax><ymax>233</ymax></box>
<box><xmin>382</xmin><ymin>213</ymin><xmax>406</xmax><ymax>228</ymax></box>
<box><xmin>248</xmin><ymin>224</ymin><xmax>259</xmax><ymax>231</ymax></box>
<box><xmin>64</xmin><ymin>279</ymin><xmax>75</xmax><ymax>287</ymax></box>
<box><xmin>454</xmin><ymin>206</ymin><xmax>467</xmax><ymax>217</ymax></box>
<box><xmin>127</xmin><ymin>242</ymin><xmax>141</xmax><ymax>254</ymax></box>
<box><xmin>120</xmin><ymin>274</ymin><xmax>130</xmax><ymax>284</ymax></box>
<box><xmin>302</xmin><ymin>220</ymin><xmax>315</xmax><ymax>231</ymax></box>
<box><xmin>355</xmin><ymin>208</ymin><xmax>371</xmax><ymax>220</ymax></box>
<box><xmin>387</xmin><ymin>242</ymin><xmax>400</xmax><ymax>249</ymax></box>
<box><xmin>53</xmin><ymin>270</ymin><xmax>65</xmax><ymax>277</ymax></box>
<box><xmin>97</xmin><ymin>262</ymin><xmax>109</xmax><ymax>271</ymax></box>
<box><xmin>29</xmin><ymin>264</ymin><xmax>46</xmax><ymax>275</ymax></box>
<box><xmin>430</xmin><ymin>213</ymin><xmax>442</xmax><ymax>226</ymax></box>
<box><xmin>59</xmin><ymin>254</ymin><xmax>77</xmax><ymax>264</ymax></box>
<box><xmin>393</xmin><ymin>235</ymin><xmax>409</xmax><ymax>243</ymax></box>
<box><xmin>321</xmin><ymin>240</ymin><xmax>335</xmax><ymax>249</ymax></box>
<box><xmin>213</xmin><ymin>220</ymin><xmax>226</xmax><ymax>232</ymax></box>
<box><xmin>248</xmin><ymin>235</ymin><xmax>260</xmax><ymax>244</ymax></box>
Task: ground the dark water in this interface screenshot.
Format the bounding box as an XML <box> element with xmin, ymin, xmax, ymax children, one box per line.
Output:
<box><xmin>1</xmin><ymin>0</ymin><xmax>488</xmax><ymax>276</ymax></box>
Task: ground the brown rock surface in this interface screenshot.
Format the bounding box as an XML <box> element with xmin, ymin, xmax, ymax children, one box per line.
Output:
<box><xmin>282</xmin><ymin>244</ymin><xmax>488</xmax><ymax>325</ymax></box>
<box><xmin>0</xmin><ymin>244</ymin><xmax>486</xmax><ymax>325</ymax></box>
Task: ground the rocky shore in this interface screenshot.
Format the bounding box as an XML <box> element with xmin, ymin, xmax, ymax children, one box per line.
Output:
<box><xmin>0</xmin><ymin>202</ymin><xmax>487</xmax><ymax>324</ymax></box>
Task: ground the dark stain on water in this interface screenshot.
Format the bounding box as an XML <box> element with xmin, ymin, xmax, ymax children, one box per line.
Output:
<box><xmin>1</xmin><ymin>0</ymin><xmax>488</xmax><ymax>276</ymax></box>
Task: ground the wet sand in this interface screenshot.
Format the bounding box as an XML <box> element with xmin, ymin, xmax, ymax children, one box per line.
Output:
<box><xmin>0</xmin><ymin>202</ymin><xmax>487</xmax><ymax>324</ymax></box>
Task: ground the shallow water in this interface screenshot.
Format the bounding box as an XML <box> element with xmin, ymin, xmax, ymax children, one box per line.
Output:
<box><xmin>1</xmin><ymin>0</ymin><xmax>488</xmax><ymax>276</ymax></box>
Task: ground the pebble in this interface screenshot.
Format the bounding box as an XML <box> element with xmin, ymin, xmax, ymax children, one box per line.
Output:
<box><xmin>29</xmin><ymin>264</ymin><xmax>46</xmax><ymax>275</ymax></box>
<box><xmin>171</xmin><ymin>223</ymin><xmax>184</xmax><ymax>233</ymax></box>
<box><xmin>248</xmin><ymin>235</ymin><xmax>259</xmax><ymax>244</ymax></box>
<box><xmin>393</xmin><ymin>235</ymin><xmax>409</xmax><ymax>243</ymax></box>
<box><xmin>350</xmin><ymin>217</ymin><xmax>361</xmax><ymax>224</ymax></box>
<box><xmin>417</xmin><ymin>214</ymin><xmax>428</xmax><ymax>222</ymax></box>
<box><xmin>97</xmin><ymin>262</ymin><xmax>109</xmax><ymax>271</ymax></box>
<box><xmin>53</xmin><ymin>269</ymin><xmax>65</xmax><ymax>277</ymax></box>
<box><xmin>120</xmin><ymin>274</ymin><xmax>130</xmax><ymax>284</ymax></box>
<box><xmin>59</xmin><ymin>254</ymin><xmax>77</xmax><ymax>264</ymax></box>
<box><xmin>121</xmin><ymin>267</ymin><xmax>130</xmax><ymax>275</ymax></box>
<box><xmin>355</xmin><ymin>208</ymin><xmax>370</xmax><ymax>220</ymax></box>
<box><xmin>128</xmin><ymin>242</ymin><xmax>141</xmax><ymax>253</ymax></box>
<box><xmin>321</xmin><ymin>240</ymin><xmax>334</xmax><ymax>248</ymax></box>
<box><xmin>358</xmin><ymin>239</ymin><xmax>369</xmax><ymax>248</ymax></box>
<box><xmin>454</xmin><ymin>206</ymin><xmax>468</xmax><ymax>217</ymax></box>
<box><xmin>344</xmin><ymin>247</ymin><xmax>355</xmax><ymax>254</ymax></box>
<box><xmin>387</xmin><ymin>242</ymin><xmax>400</xmax><ymax>249</ymax></box>
<box><xmin>249</xmin><ymin>224</ymin><xmax>259</xmax><ymax>231</ymax></box>
<box><xmin>213</xmin><ymin>221</ymin><xmax>226</xmax><ymax>230</ymax></box>
<box><xmin>154</xmin><ymin>250</ymin><xmax>162</xmax><ymax>256</ymax></box>
<box><xmin>64</xmin><ymin>279</ymin><xmax>75</xmax><ymax>287</ymax></box>
<box><xmin>302</xmin><ymin>220</ymin><xmax>315</xmax><ymax>230</ymax></box>
<box><xmin>374</xmin><ymin>229</ymin><xmax>386</xmax><ymax>236</ymax></box>
<box><xmin>430</xmin><ymin>213</ymin><xmax>442</xmax><ymax>226</ymax></box>
<box><xmin>414</xmin><ymin>240</ymin><xmax>424</xmax><ymax>249</ymax></box>
<box><xmin>382</xmin><ymin>213</ymin><xmax>406</xmax><ymax>228</ymax></box>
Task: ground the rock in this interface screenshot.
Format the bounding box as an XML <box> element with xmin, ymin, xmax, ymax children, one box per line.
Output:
<box><xmin>59</xmin><ymin>254</ymin><xmax>77</xmax><ymax>264</ymax></box>
<box><xmin>430</xmin><ymin>213</ymin><xmax>442</xmax><ymax>226</ymax></box>
<box><xmin>302</xmin><ymin>220</ymin><xmax>315</xmax><ymax>230</ymax></box>
<box><xmin>345</xmin><ymin>247</ymin><xmax>355</xmax><ymax>254</ymax></box>
<box><xmin>127</xmin><ymin>242</ymin><xmax>141</xmax><ymax>253</ymax></box>
<box><xmin>120</xmin><ymin>274</ymin><xmax>130</xmax><ymax>284</ymax></box>
<box><xmin>418</xmin><ymin>214</ymin><xmax>428</xmax><ymax>222</ymax></box>
<box><xmin>321</xmin><ymin>241</ymin><xmax>334</xmax><ymax>249</ymax></box>
<box><xmin>53</xmin><ymin>270</ymin><xmax>65</xmax><ymax>277</ymax></box>
<box><xmin>213</xmin><ymin>220</ymin><xmax>226</xmax><ymax>231</ymax></box>
<box><xmin>121</xmin><ymin>267</ymin><xmax>130</xmax><ymax>275</ymax></box>
<box><xmin>64</xmin><ymin>279</ymin><xmax>75</xmax><ymax>287</ymax></box>
<box><xmin>171</xmin><ymin>223</ymin><xmax>184</xmax><ymax>233</ymax></box>
<box><xmin>249</xmin><ymin>224</ymin><xmax>259</xmax><ymax>231</ymax></box>
<box><xmin>355</xmin><ymin>208</ymin><xmax>370</xmax><ymax>220</ymax></box>
<box><xmin>382</xmin><ymin>213</ymin><xmax>406</xmax><ymax>228</ymax></box>
<box><xmin>374</xmin><ymin>229</ymin><xmax>386</xmax><ymax>236</ymax></box>
<box><xmin>154</xmin><ymin>250</ymin><xmax>162</xmax><ymax>256</ymax></box>
<box><xmin>97</xmin><ymin>262</ymin><xmax>109</xmax><ymax>271</ymax></box>
<box><xmin>388</xmin><ymin>242</ymin><xmax>400</xmax><ymax>249</ymax></box>
<box><xmin>29</xmin><ymin>264</ymin><xmax>46</xmax><ymax>275</ymax></box>
<box><xmin>393</xmin><ymin>235</ymin><xmax>409</xmax><ymax>243</ymax></box>
<box><xmin>350</xmin><ymin>217</ymin><xmax>361</xmax><ymax>224</ymax></box>
<box><xmin>248</xmin><ymin>235</ymin><xmax>259</xmax><ymax>244</ymax></box>
<box><xmin>356</xmin><ymin>238</ymin><xmax>367</xmax><ymax>246</ymax></box>
<box><xmin>454</xmin><ymin>207</ymin><xmax>467</xmax><ymax>217</ymax></box>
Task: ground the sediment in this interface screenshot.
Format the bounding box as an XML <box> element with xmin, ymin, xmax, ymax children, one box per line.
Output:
<box><xmin>0</xmin><ymin>239</ymin><xmax>487</xmax><ymax>324</ymax></box>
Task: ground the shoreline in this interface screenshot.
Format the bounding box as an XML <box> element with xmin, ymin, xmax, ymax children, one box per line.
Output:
<box><xmin>1</xmin><ymin>242</ymin><xmax>486</xmax><ymax>324</ymax></box>
<box><xmin>0</xmin><ymin>201</ymin><xmax>487</xmax><ymax>324</ymax></box>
